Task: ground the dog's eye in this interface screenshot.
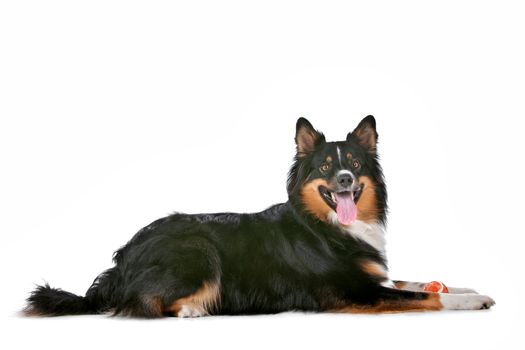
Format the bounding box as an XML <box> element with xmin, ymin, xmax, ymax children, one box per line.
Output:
<box><xmin>320</xmin><ymin>163</ymin><xmax>330</xmax><ymax>172</ymax></box>
<box><xmin>352</xmin><ymin>160</ymin><xmax>360</xmax><ymax>169</ymax></box>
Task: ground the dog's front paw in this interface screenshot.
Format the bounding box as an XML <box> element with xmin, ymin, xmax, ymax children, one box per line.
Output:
<box><xmin>479</xmin><ymin>296</ymin><xmax>496</xmax><ymax>309</ymax></box>
<box><xmin>440</xmin><ymin>294</ymin><xmax>495</xmax><ymax>310</ymax></box>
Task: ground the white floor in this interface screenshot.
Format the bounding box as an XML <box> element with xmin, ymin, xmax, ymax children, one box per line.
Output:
<box><xmin>3</xmin><ymin>301</ymin><xmax>522</xmax><ymax>350</ymax></box>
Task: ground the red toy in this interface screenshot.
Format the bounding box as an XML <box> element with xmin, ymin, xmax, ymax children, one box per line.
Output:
<box><xmin>423</xmin><ymin>281</ymin><xmax>449</xmax><ymax>293</ymax></box>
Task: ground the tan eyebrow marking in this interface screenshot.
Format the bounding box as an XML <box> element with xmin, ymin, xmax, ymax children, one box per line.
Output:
<box><xmin>326</xmin><ymin>156</ymin><xmax>332</xmax><ymax>163</ymax></box>
<box><xmin>346</xmin><ymin>152</ymin><xmax>353</xmax><ymax>159</ymax></box>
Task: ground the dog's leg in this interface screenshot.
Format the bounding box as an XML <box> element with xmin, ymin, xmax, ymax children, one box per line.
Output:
<box><xmin>166</xmin><ymin>280</ymin><xmax>220</xmax><ymax>318</ymax></box>
<box><xmin>331</xmin><ymin>287</ymin><xmax>494</xmax><ymax>313</ymax></box>
<box><xmin>393</xmin><ymin>280</ymin><xmax>478</xmax><ymax>294</ymax></box>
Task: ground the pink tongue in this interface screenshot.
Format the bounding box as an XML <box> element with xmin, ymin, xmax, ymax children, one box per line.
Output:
<box><xmin>335</xmin><ymin>193</ymin><xmax>357</xmax><ymax>225</ymax></box>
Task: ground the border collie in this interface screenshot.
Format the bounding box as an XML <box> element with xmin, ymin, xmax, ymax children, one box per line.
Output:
<box><xmin>25</xmin><ymin>116</ymin><xmax>494</xmax><ymax>317</ymax></box>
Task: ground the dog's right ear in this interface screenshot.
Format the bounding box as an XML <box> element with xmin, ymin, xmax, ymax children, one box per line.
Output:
<box><xmin>295</xmin><ymin>118</ymin><xmax>325</xmax><ymax>157</ymax></box>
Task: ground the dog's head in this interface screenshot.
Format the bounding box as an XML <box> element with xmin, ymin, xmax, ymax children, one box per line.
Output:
<box><xmin>287</xmin><ymin>116</ymin><xmax>387</xmax><ymax>227</ymax></box>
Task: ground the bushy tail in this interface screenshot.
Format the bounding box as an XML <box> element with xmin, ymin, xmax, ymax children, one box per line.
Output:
<box><xmin>25</xmin><ymin>284</ymin><xmax>97</xmax><ymax>316</ymax></box>
<box><xmin>25</xmin><ymin>267</ymin><xmax>119</xmax><ymax>316</ymax></box>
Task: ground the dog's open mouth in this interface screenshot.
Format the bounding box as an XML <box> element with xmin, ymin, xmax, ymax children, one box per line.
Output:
<box><xmin>319</xmin><ymin>185</ymin><xmax>362</xmax><ymax>225</ymax></box>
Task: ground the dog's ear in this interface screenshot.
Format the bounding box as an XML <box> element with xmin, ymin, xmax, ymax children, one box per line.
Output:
<box><xmin>295</xmin><ymin>118</ymin><xmax>325</xmax><ymax>157</ymax></box>
<box><xmin>347</xmin><ymin>115</ymin><xmax>378</xmax><ymax>153</ymax></box>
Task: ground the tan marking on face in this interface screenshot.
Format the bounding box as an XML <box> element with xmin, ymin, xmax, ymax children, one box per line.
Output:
<box><xmin>346</xmin><ymin>152</ymin><xmax>353</xmax><ymax>159</ymax></box>
<box><xmin>360</xmin><ymin>260</ymin><xmax>388</xmax><ymax>279</ymax></box>
<box><xmin>326</xmin><ymin>155</ymin><xmax>332</xmax><ymax>163</ymax></box>
<box><xmin>332</xmin><ymin>293</ymin><xmax>442</xmax><ymax>314</ymax></box>
<box><xmin>167</xmin><ymin>280</ymin><xmax>220</xmax><ymax>316</ymax></box>
<box><xmin>356</xmin><ymin>176</ymin><xmax>379</xmax><ymax>223</ymax></box>
<box><xmin>300</xmin><ymin>178</ymin><xmax>333</xmax><ymax>222</ymax></box>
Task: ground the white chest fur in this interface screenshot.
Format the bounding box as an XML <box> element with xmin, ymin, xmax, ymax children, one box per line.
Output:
<box><xmin>346</xmin><ymin>220</ymin><xmax>386</xmax><ymax>254</ymax></box>
<box><xmin>328</xmin><ymin>214</ymin><xmax>386</xmax><ymax>255</ymax></box>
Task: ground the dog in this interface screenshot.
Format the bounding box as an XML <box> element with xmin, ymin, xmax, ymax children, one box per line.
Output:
<box><xmin>25</xmin><ymin>116</ymin><xmax>495</xmax><ymax>317</ymax></box>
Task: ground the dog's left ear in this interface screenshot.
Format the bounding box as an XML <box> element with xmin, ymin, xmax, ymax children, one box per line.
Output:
<box><xmin>347</xmin><ymin>115</ymin><xmax>378</xmax><ymax>153</ymax></box>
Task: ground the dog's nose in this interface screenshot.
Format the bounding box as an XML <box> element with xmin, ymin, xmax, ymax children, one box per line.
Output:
<box><xmin>337</xmin><ymin>173</ymin><xmax>353</xmax><ymax>188</ymax></box>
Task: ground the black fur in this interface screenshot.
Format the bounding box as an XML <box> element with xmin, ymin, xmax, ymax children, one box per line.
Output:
<box><xmin>26</xmin><ymin>116</ymin><xmax>426</xmax><ymax>318</ymax></box>
<box><xmin>25</xmin><ymin>284</ymin><xmax>94</xmax><ymax>316</ymax></box>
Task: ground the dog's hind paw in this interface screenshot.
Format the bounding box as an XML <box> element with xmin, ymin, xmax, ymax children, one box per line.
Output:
<box><xmin>176</xmin><ymin>304</ymin><xmax>207</xmax><ymax>318</ymax></box>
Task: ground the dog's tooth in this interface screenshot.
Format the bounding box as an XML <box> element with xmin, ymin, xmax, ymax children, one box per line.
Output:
<box><xmin>331</xmin><ymin>192</ymin><xmax>336</xmax><ymax>202</ymax></box>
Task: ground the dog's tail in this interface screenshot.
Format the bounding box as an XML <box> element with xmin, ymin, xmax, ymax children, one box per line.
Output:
<box><xmin>25</xmin><ymin>284</ymin><xmax>96</xmax><ymax>316</ymax></box>
<box><xmin>25</xmin><ymin>268</ymin><xmax>119</xmax><ymax>316</ymax></box>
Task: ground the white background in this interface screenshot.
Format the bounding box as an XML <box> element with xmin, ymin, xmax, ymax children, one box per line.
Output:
<box><xmin>1</xmin><ymin>1</ymin><xmax>524</xmax><ymax>349</ymax></box>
